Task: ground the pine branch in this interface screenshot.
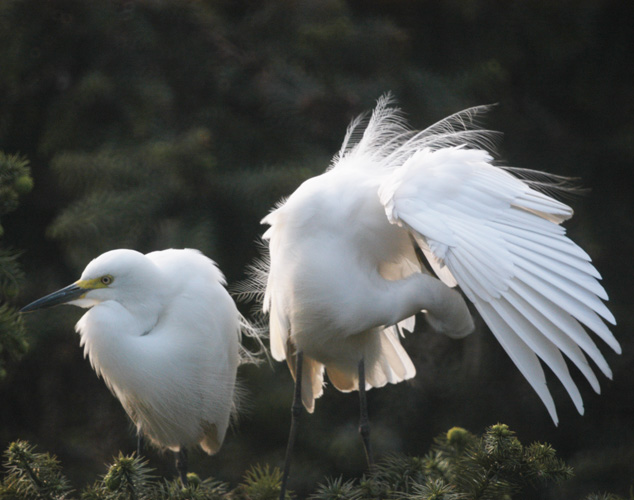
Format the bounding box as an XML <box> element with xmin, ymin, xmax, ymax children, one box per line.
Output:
<box><xmin>232</xmin><ymin>464</ymin><xmax>287</xmax><ymax>500</ymax></box>
<box><xmin>0</xmin><ymin>152</ymin><xmax>33</xmax><ymax>223</ymax></box>
<box><xmin>100</xmin><ymin>453</ymin><xmax>156</xmax><ymax>500</ymax></box>
<box><xmin>154</xmin><ymin>473</ymin><xmax>229</xmax><ymax>500</ymax></box>
<box><xmin>0</xmin><ymin>302</ymin><xmax>28</xmax><ymax>380</ymax></box>
<box><xmin>0</xmin><ymin>151</ymin><xmax>31</xmax><ymax>382</ymax></box>
<box><xmin>308</xmin><ymin>424</ymin><xmax>576</xmax><ymax>500</ymax></box>
<box><xmin>309</xmin><ymin>477</ymin><xmax>362</xmax><ymax>500</ymax></box>
<box><xmin>1</xmin><ymin>428</ymin><xmax>623</xmax><ymax>500</ymax></box>
<box><xmin>1</xmin><ymin>441</ymin><xmax>73</xmax><ymax>499</ymax></box>
<box><xmin>0</xmin><ymin>249</ymin><xmax>25</xmax><ymax>298</ymax></box>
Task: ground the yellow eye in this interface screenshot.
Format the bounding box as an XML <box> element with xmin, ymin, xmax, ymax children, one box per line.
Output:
<box><xmin>100</xmin><ymin>275</ymin><xmax>113</xmax><ymax>286</ymax></box>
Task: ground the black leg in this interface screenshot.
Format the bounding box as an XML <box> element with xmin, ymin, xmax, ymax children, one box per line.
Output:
<box><xmin>358</xmin><ymin>358</ymin><xmax>374</xmax><ymax>466</ymax></box>
<box><xmin>280</xmin><ymin>351</ymin><xmax>304</xmax><ymax>500</ymax></box>
<box><xmin>137</xmin><ymin>433</ymin><xmax>144</xmax><ymax>457</ymax></box>
<box><xmin>175</xmin><ymin>448</ymin><xmax>188</xmax><ymax>486</ymax></box>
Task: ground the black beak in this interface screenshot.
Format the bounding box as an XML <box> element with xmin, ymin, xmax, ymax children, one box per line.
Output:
<box><xmin>21</xmin><ymin>283</ymin><xmax>86</xmax><ymax>312</ymax></box>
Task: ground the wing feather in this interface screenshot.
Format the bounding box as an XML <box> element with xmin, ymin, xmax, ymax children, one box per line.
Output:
<box><xmin>476</xmin><ymin>300</ymin><xmax>559</xmax><ymax>424</ymax></box>
<box><xmin>502</xmin><ymin>228</ymin><xmax>601</xmax><ymax>279</ymax></box>
<box><xmin>504</xmin><ymin>286</ymin><xmax>603</xmax><ymax>388</ymax></box>
<box><xmin>379</xmin><ymin>326</ymin><xmax>417</xmax><ymax>382</ymax></box>
<box><xmin>509</xmin><ymin>279</ymin><xmax>612</xmax><ymax>378</ymax></box>
<box><xmin>487</xmin><ymin>295</ymin><xmax>584</xmax><ymax>414</ymax></box>
<box><xmin>496</xmin><ymin>221</ymin><xmax>590</xmax><ymax>259</ymax></box>
<box><xmin>379</xmin><ymin>143</ymin><xmax>618</xmax><ymax>422</ymax></box>
<box><xmin>507</xmin><ymin>227</ymin><xmax>613</xmax><ymax>321</ymax></box>
<box><xmin>514</xmin><ymin>267</ymin><xmax>618</xmax><ymax>351</ymax></box>
<box><xmin>414</xmin><ymin>235</ymin><xmax>458</xmax><ymax>287</ymax></box>
<box><xmin>512</xmin><ymin>245</ymin><xmax>609</xmax><ymax>304</ymax></box>
<box><xmin>514</xmin><ymin>190</ymin><xmax>573</xmax><ymax>222</ymax></box>
<box><xmin>268</xmin><ymin>296</ymin><xmax>289</xmax><ymax>362</ymax></box>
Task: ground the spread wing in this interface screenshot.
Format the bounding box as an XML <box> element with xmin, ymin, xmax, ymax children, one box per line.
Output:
<box><xmin>379</xmin><ymin>146</ymin><xmax>618</xmax><ymax>424</ymax></box>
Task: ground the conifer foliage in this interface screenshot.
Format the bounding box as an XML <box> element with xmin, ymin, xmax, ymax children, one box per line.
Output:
<box><xmin>310</xmin><ymin>424</ymin><xmax>575</xmax><ymax>500</ymax></box>
<box><xmin>2</xmin><ymin>426</ymin><xmax>628</xmax><ymax>500</ymax></box>
<box><xmin>1</xmin><ymin>440</ymin><xmax>73</xmax><ymax>499</ymax></box>
<box><xmin>0</xmin><ymin>152</ymin><xmax>31</xmax><ymax>381</ymax></box>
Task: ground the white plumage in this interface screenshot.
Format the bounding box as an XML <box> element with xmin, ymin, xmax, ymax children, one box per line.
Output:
<box><xmin>22</xmin><ymin>248</ymin><xmax>257</xmax><ymax>459</ymax></box>
<box><xmin>259</xmin><ymin>95</ymin><xmax>618</xmax><ymax>425</ymax></box>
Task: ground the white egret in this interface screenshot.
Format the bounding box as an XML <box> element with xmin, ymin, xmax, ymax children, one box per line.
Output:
<box><xmin>21</xmin><ymin>248</ymin><xmax>260</xmax><ymax>484</ymax></box>
<box><xmin>253</xmin><ymin>95</ymin><xmax>618</xmax><ymax>498</ymax></box>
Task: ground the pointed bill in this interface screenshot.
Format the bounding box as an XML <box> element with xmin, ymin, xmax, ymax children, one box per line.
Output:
<box><xmin>21</xmin><ymin>283</ymin><xmax>86</xmax><ymax>312</ymax></box>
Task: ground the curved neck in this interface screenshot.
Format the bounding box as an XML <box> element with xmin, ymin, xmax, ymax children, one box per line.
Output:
<box><xmin>376</xmin><ymin>273</ymin><xmax>473</xmax><ymax>335</ymax></box>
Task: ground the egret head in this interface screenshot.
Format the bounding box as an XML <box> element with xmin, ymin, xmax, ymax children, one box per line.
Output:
<box><xmin>21</xmin><ymin>249</ymin><xmax>161</xmax><ymax>312</ymax></box>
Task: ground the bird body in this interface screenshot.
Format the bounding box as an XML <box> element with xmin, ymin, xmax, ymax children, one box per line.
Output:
<box><xmin>264</xmin><ymin>163</ymin><xmax>473</xmax><ymax>411</ymax></box>
<box><xmin>260</xmin><ymin>95</ymin><xmax>618</xmax><ymax>425</ymax></box>
<box><xmin>22</xmin><ymin>248</ymin><xmax>248</xmax><ymax>456</ymax></box>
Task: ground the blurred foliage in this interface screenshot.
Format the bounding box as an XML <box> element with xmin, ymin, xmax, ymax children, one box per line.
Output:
<box><xmin>6</xmin><ymin>427</ymin><xmax>625</xmax><ymax>499</ymax></box>
<box><xmin>0</xmin><ymin>0</ymin><xmax>632</xmax><ymax>499</ymax></box>
<box><xmin>0</xmin><ymin>152</ymin><xmax>30</xmax><ymax>381</ymax></box>
<box><xmin>0</xmin><ymin>154</ymin><xmax>33</xmax><ymax>227</ymax></box>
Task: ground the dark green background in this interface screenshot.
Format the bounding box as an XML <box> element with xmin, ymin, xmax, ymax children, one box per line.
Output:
<box><xmin>1</xmin><ymin>1</ymin><xmax>632</xmax><ymax>498</ymax></box>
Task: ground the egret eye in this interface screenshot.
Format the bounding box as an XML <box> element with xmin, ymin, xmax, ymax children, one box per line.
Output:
<box><xmin>100</xmin><ymin>275</ymin><xmax>113</xmax><ymax>286</ymax></box>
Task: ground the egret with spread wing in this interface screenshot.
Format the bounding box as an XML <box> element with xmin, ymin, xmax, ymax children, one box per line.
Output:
<box><xmin>21</xmin><ymin>248</ymin><xmax>261</xmax><ymax>484</ymax></box>
<box><xmin>254</xmin><ymin>95</ymin><xmax>618</xmax><ymax>498</ymax></box>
